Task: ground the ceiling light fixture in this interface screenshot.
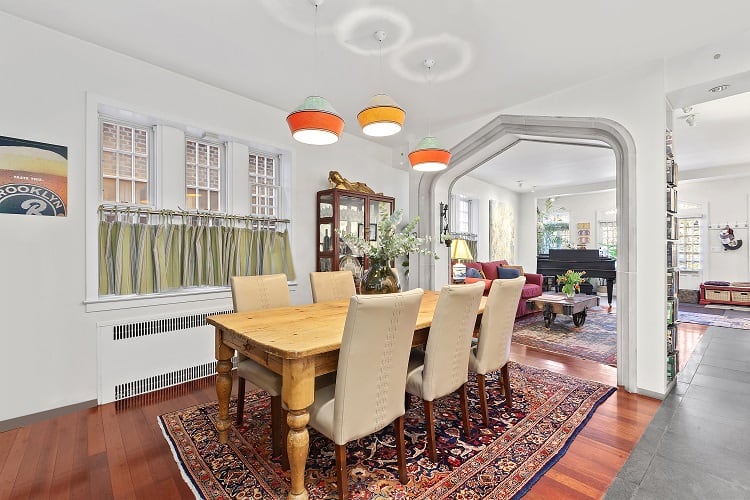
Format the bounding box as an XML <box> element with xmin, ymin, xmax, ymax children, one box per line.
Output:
<box><xmin>409</xmin><ymin>58</ymin><xmax>451</xmax><ymax>172</ymax></box>
<box><xmin>357</xmin><ymin>30</ymin><xmax>405</xmax><ymax>137</ymax></box>
<box><xmin>708</xmin><ymin>84</ymin><xmax>730</xmax><ymax>93</ymax></box>
<box><xmin>286</xmin><ymin>0</ymin><xmax>344</xmax><ymax>145</ymax></box>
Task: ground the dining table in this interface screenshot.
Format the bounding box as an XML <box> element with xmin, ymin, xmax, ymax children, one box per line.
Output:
<box><xmin>207</xmin><ymin>289</ymin><xmax>485</xmax><ymax>500</ymax></box>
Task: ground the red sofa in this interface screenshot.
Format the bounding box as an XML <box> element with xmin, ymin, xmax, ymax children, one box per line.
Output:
<box><xmin>464</xmin><ymin>260</ymin><xmax>544</xmax><ymax>318</ymax></box>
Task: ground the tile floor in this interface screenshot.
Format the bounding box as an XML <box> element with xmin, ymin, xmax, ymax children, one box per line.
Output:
<box><xmin>605</xmin><ymin>323</ymin><xmax>750</xmax><ymax>499</ymax></box>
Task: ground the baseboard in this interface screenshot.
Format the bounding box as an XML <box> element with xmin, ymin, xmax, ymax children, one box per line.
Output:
<box><xmin>0</xmin><ymin>399</ymin><xmax>98</xmax><ymax>432</ymax></box>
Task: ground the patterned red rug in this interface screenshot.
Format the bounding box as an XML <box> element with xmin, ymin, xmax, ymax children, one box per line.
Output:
<box><xmin>513</xmin><ymin>308</ymin><xmax>617</xmax><ymax>366</ymax></box>
<box><xmin>159</xmin><ymin>362</ymin><xmax>614</xmax><ymax>499</ymax></box>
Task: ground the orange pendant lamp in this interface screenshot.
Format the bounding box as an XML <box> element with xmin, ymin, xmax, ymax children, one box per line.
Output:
<box><xmin>357</xmin><ymin>31</ymin><xmax>405</xmax><ymax>137</ymax></box>
<box><xmin>409</xmin><ymin>59</ymin><xmax>450</xmax><ymax>172</ymax></box>
<box><xmin>287</xmin><ymin>0</ymin><xmax>344</xmax><ymax>145</ymax></box>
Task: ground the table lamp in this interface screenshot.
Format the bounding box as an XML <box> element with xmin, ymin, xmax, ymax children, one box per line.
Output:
<box><xmin>450</xmin><ymin>239</ymin><xmax>473</xmax><ymax>283</ymax></box>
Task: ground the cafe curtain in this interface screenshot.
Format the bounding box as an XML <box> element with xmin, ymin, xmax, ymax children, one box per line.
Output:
<box><xmin>98</xmin><ymin>209</ymin><xmax>295</xmax><ymax>296</ymax></box>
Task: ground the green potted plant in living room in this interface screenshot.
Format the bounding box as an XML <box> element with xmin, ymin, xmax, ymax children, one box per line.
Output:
<box><xmin>557</xmin><ymin>269</ymin><xmax>586</xmax><ymax>299</ymax></box>
<box><xmin>338</xmin><ymin>207</ymin><xmax>437</xmax><ymax>294</ymax></box>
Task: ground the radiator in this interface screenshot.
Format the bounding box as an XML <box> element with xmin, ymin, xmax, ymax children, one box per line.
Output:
<box><xmin>97</xmin><ymin>308</ymin><xmax>234</xmax><ymax>404</ymax></box>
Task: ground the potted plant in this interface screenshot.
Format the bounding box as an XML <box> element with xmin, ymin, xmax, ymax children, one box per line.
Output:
<box><xmin>338</xmin><ymin>208</ymin><xmax>437</xmax><ymax>294</ymax></box>
<box><xmin>557</xmin><ymin>269</ymin><xmax>586</xmax><ymax>299</ymax></box>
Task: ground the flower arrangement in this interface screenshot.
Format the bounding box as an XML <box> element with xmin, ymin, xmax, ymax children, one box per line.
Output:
<box><xmin>337</xmin><ymin>208</ymin><xmax>437</xmax><ymax>262</ymax></box>
<box><xmin>557</xmin><ymin>269</ymin><xmax>586</xmax><ymax>296</ymax></box>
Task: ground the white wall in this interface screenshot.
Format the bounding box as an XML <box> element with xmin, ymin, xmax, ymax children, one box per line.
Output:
<box><xmin>0</xmin><ymin>13</ymin><xmax>408</xmax><ymax>422</ymax></box>
<box><xmin>452</xmin><ymin>175</ymin><xmax>520</xmax><ymax>262</ymax></box>
<box><xmin>679</xmin><ymin>176</ymin><xmax>750</xmax><ymax>287</ymax></box>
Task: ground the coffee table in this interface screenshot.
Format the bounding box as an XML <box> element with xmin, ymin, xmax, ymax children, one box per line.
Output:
<box><xmin>527</xmin><ymin>293</ymin><xmax>600</xmax><ymax>328</ymax></box>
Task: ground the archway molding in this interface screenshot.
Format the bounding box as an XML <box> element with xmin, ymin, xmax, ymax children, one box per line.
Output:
<box><xmin>414</xmin><ymin>114</ymin><xmax>637</xmax><ymax>391</ymax></box>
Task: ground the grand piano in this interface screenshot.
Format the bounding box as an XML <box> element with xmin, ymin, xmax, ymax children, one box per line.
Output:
<box><xmin>537</xmin><ymin>249</ymin><xmax>616</xmax><ymax>306</ymax></box>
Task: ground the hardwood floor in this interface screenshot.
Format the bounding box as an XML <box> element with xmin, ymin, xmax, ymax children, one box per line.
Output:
<box><xmin>0</xmin><ymin>323</ymin><xmax>705</xmax><ymax>499</ymax></box>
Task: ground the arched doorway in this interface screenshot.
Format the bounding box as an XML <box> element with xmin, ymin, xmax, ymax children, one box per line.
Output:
<box><xmin>414</xmin><ymin>114</ymin><xmax>637</xmax><ymax>391</ymax></box>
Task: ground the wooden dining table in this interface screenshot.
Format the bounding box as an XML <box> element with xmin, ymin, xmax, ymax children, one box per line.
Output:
<box><xmin>207</xmin><ymin>290</ymin><xmax>485</xmax><ymax>500</ymax></box>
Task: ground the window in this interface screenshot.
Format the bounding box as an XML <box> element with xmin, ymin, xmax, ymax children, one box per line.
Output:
<box><xmin>185</xmin><ymin>139</ymin><xmax>222</xmax><ymax>211</ymax></box>
<box><xmin>100</xmin><ymin>120</ymin><xmax>151</xmax><ymax>205</ymax></box>
<box><xmin>248</xmin><ymin>151</ymin><xmax>281</xmax><ymax>217</ymax></box>
<box><xmin>599</xmin><ymin>221</ymin><xmax>617</xmax><ymax>257</ymax></box>
<box><xmin>450</xmin><ymin>195</ymin><xmax>476</xmax><ymax>234</ymax></box>
<box><xmin>538</xmin><ymin>210</ymin><xmax>569</xmax><ymax>254</ymax></box>
<box><xmin>678</xmin><ymin>217</ymin><xmax>702</xmax><ymax>271</ymax></box>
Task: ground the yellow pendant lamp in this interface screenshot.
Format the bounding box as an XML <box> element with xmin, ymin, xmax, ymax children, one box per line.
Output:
<box><xmin>409</xmin><ymin>59</ymin><xmax>450</xmax><ymax>172</ymax></box>
<box><xmin>357</xmin><ymin>31</ymin><xmax>405</xmax><ymax>137</ymax></box>
<box><xmin>287</xmin><ymin>0</ymin><xmax>344</xmax><ymax>145</ymax></box>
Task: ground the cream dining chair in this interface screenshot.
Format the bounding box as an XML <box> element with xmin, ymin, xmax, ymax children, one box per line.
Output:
<box><xmin>309</xmin><ymin>270</ymin><xmax>356</xmax><ymax>303</ymax></box>
<box><xmin>404</xmin><ymin>281</ymin><xmax>485</xmax><ymax>462</ymax></box>
<box><xmin>230</xmin><ymin>273</ymin><xmax>290</xmax><ymax>457</ymax></box>
<box><xmin>469</xmin><ymin>276</ymin><xmax>525</xmax><ymax>426</ymax></box>
<box><xmin>308</xmin><ymin>288</ymin><xmax>424</xmax><ymax>500</ymax></box>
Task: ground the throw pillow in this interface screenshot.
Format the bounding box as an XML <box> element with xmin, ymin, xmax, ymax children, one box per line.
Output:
<box><xmin>466</xmin><ymin>267</ymin><xmax>483</xmax><ymax>279</ymax></box>
<box><xmin>497</xmin><ymin>266</ymin><xmax>521</xmax><ymax>279</ymax></box>
<box><xmin>504</xmin><ymin>264</ymin><xmax>524</xmax><ymax>275</ymax></box>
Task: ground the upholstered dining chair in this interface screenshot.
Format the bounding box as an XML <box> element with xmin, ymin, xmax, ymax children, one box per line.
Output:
<box><xmin>404</xmin><ymin>281</ymin><xmax>485</xmax><ymax>462</ymax></box>
<box><xmin>230</xmin><ymin>273</ymin><xmax>290</xmax><ymax>457</ymax></box>
<box><xmin>468</xmin><ymin>276</ymin><xmax>525</xmax><ymax>426</ymax></box>
<box><xmin>309</xmin><ymin>270</ymin><xmax>356</xmax><ymax>303</ymax></box>
<box><xmin>308</xmin><ymin>288</ymin><xmax>424</xmax><ymax>500</ymax></box>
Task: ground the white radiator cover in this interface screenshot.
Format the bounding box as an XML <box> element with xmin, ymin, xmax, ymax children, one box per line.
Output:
<box><xmin>97</xmin><ymin>308</ymin><xmax>233</xmax><ymax>404</ymax></box>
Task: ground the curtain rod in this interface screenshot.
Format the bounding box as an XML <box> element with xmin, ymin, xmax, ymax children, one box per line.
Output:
<box><xmin>97</xmin><ymin>204</ymin><xmax>290</xmax><ymax>224</ymax></box>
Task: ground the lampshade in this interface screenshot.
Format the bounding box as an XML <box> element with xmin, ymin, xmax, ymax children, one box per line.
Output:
<box><xmin>409</xmin><ymin>136</ymin><xmax>451</xmax><ymax>172</ymax></box>
<box><xmin>450</xmin><ymin>238</ymin><xmax>473</xmax><ymax>261</ymax></box>
<box><xmin>287</xmin><ymin>96</ymin><xmax>345</xmax><ymax>145</ymax></box>
<box><xmin>357</xmin><ymin>94</ymin><xmax>405</xmax><ymax>137</ymax></box>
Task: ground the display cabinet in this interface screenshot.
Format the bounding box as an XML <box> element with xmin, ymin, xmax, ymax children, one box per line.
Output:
<box><xmin>316</xmin><ymin>188</ymin><xmax>394</xmax><ymax>278</ymax></box>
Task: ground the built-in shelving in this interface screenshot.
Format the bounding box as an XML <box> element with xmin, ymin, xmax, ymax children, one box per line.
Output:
<box><xmin>666</xmin><ymin>129</ymin><xmax>679</xmax><ymax>382</ymax></box>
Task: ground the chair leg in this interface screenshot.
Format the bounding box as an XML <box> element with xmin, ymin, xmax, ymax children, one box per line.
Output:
<box><xmin>477</xmin><ymin>373</ymin><xmax>489</xmax><ymax>427</ymax></box>
<box><xmin>501</xmin><ymin>364</ymin><xmax>512</xmax><ymax>409</ymax></box>
<box><xmin>459</xmin><ymin>383</ymin><xmax>471</xmax><ymax>436</ymax></box>
<box><xmin>235</xmin><ymin>377</ymin><xmax>246</xmax><ymax>426</ymax></box>
<box><xmin>335</xmin><ymin>443</ymin><xmax>348</xmax><ymax>500</ymax></box>
<box><xmin>423</xmin><ymin>400</ymin><xmax>437</xmax><ymax>463</ymax></box>
<box><xmin>394</xmin><ymin>415</ymin><xmax>408</xmax><ymax>485</ymax></box>
<box><xmin>270</xmin><ymin>395</ymin><xmax>282</xmax><ymax>457</ymax></box>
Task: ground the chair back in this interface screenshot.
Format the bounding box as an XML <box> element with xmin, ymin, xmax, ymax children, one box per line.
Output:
<box><xmin>419</xmin><ymin>282</ymin><xmax>485</xmax><ymax>401</ymax></box>
<box><xmin>309</xmin><ymin>271</ymin><xmax>356</xmax><ymax>303</ymax></box>
<box><xmin>230</xmin><ymin>274</ymin><xmax>290</xmax><ymax>312</ymax></box>
<box><xmin>332</xmin><ymin>288</ymin><xmax>424</xmax><ymax>444</ymax></box>
<box><xmin>471</xmin><ymin>276</ymin><xmax>525</xmax><ymax>374</ymax></box>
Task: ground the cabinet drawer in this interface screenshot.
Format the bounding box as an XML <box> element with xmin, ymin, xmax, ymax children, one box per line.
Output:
<box><xmin>731</xmin><ymin>290</ymin><xmax>750</xmax><ymax>303</ymax></box>
<box><xmin>705</xmin><ymin>289</ymin><xmax>730</xmax><ymax>302</ymax></box>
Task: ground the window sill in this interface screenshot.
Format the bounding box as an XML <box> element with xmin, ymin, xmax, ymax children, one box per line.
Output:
<box><xmin>85</xmin><ymin>282</ymin><xmax>298</xmax><ymax>312</ymax></box>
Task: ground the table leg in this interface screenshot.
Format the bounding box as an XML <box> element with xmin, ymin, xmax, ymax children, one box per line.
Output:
<box><xmin>215</xmin><ymin>328</ymin><xmax>234</xmax><ymax>444</ymax></box>
<box><xmin>543</xmin><ymin>304</ymin><xmax>556</xmax><ymax>329</ymax></box>
<box><xmin>606</xmin><ymin>278</ymin><xmax>615</xmax><ymax>307</ymax></box>
<box><xmin>283</xmin><ymin>357</ymin><xmax>316</xmax><ymax>500</ymax></box>
<box><xmin>573</xmin><ymin>307</ymin><xmax>588</xmax><ymax>327</ymax></box>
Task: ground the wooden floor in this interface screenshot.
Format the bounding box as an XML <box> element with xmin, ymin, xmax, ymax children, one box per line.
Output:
<box><xmin>0</xmin><ymin>322</ymin><xmax>706</xmax><ymax>500</ymax></box>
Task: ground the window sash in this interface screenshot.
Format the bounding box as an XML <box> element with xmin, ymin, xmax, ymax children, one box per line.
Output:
<box><xmin>677</xmin><ymin>217</ymin><xmax>702</xmax><ymax>271</ymax></box>
<box><xmin>185</xmin><ymin>139</ymin><xmax>222</xmax><ymax>212</ymax></box>
<box><xmin>100</xmin><ymin>119</ymin><xmax>151</xmax><ymax>206</ymax></box>
<box><xmin>249</xmin><ymin>151</ymin><xmax>281</xmax><ymax>217</ymax></box>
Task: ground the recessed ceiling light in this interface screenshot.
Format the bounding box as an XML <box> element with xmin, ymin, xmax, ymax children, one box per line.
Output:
<box><xmin>708</xmin><ymin>84</ymin><xmax>730</xmax><ymax>93</ymax></box>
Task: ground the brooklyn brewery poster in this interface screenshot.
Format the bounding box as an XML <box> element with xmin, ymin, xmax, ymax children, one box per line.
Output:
<box><xmin>0</xmin><ymin>135</ymin><xmax>68</xmax><ymax>216</ymax></box>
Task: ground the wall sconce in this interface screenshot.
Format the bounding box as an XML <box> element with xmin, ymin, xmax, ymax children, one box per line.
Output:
<box><xmin>439</xmin><ymin>202</ymin><xmax>451</xmax><ymax>247</ymax></box>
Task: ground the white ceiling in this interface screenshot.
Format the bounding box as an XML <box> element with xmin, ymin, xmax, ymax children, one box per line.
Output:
<box><xmin>2</xmin><ymin>1</ymin><xmax>750</xmax><ymax>191</ymax></box>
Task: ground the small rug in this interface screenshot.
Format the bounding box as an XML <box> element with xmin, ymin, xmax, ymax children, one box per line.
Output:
<box><xmin>678</xmin><ymin>311</ymin><xmax>750</xmax><ymax>330</ymax></box>
<box><xmin>159</xmin><ymin>363</ymin><xmax>614</xmax><ymax>499</ymax></box>
<box><xmin>513</xmin><ymin>309</ymin><xmax>617</xmax><ymax>366</ymax></box>
<box><xmin>704</xmin><ymin>303</ymin><xmax>750</xmax><ymax>312</ymax></box>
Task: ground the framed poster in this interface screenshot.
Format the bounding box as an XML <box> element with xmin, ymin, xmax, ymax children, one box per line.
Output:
<box><xmin>0</xmin><ymin>135</ymin><xmax>68</xmax><ymax>216</ymax></box>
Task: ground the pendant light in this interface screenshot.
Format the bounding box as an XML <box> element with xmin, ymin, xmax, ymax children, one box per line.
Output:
<box><xmin>286</xmin><ymin>0</ymin><xmax>344</xmax><ymax>145</ymax></box>
<box><xmin>357</xmin><ymin>30</ymin><xmax>405</xmax><ymax>137</ymax></box>
<box><xmin>409</xmin><ymin>59</ymin><xmax>451</xmax><ymax>172</ymax></box>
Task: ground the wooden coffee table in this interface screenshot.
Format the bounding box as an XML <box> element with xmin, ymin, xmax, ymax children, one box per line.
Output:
<box><xmin>527</xmin><ymin>293</ymin><xmax>600</xmax><ymax>328</ymax></box>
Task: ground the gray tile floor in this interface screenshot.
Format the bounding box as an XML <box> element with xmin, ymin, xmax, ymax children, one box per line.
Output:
<box><xmin>605</xmin><ymin>324</ymin><xmax>750</xmax><ymax>499</ymax></box>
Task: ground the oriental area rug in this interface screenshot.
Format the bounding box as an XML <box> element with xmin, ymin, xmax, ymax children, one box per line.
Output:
<box><xmin>678</xmin><ymin>310</ymin><xmax>750</xmax><ymax>330</ymax></box>
<box><xmin>159</xmin><ymin>362</ymin><xmax>614</xmax><ymax>499</ymax></box>
<box><xmin>513</xmin><ymin>307</ymin><xmax>617</xmax><ymax>367</ymax></box>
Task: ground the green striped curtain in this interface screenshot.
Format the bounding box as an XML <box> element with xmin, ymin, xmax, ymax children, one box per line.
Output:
<box><xmin>97</xmin><ymin>218</ymin><xmax>295</xmax><ymax>296</ymax></box>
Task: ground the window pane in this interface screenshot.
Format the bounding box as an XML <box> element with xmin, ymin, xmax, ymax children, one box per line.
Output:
<box><xmin>102</xmin><ymin>151</ymin><xmax>116</xmax><ymax>176</ymax></box>
<box><xmin>119</xmin><ymin>180</ymin><xmax>132</xmax><ymax>203</ymax></box>
<box><xmin>209</xmin><ymin>145</ymin><xmax>219</xmax><ymax>167</ymax></box>
<box><xmin>209</xmin><ymin>169</ymin><xmax>218</xmax><ymax>190</ymax></box>
<box><xmin>186</xmin><ymin>191</ymin><xmax>197</xmax><ymax>210</ymax></box>
<box><xmin>119</xmin><ymin>127</ymin><xmax>133</xmax><ymax>152</ymax></box>
<box><xmin>209</xmin><ymin>191</ymin><xmax>218</xmax><ymax>211</ymax></box>
<box><xmin>197</xmin><ymin>166</ymin><xmax>208</xmax><ymax>188</ymax></box>
<box><xmin>134</xmin><ymin>129</ymin><xmax>148</xmax><ymax>155</ymax></box>
<box><xmin>186</xmin><ymin>164</ymin><xmax>196</xmax><ymax>186</ymax></box>
<box><xmin>134</xmin><ymin>156</ymin><xmax>148</xmax><ymax>181</ymax></box>
<box><xmin>118</xmin><ymin>153</ymin><xmax>133</xmax><ymax>178</ymax></box>
<box><xmin>102</xmin><ymin>123</ymin><xmax>117</xmax><ymax>149</ymax></box>
<box><xmin>134</xmin><ymin>181</ymin><xmax>148</xmax><ymax>205</ymax></box>
<box><xmin>186</xmin><ymin>141</ymin><xmax>196</xmax><ymax>164</ymax></box>
<box><xmin>102</xmin><ymin>178</ymin><xmax>116</xmax><ymax>202</ymax></box>
<box><xmin>198</xmin><ymin>143</ymin><xmax>207</xmax><ymax>165</ymax></box>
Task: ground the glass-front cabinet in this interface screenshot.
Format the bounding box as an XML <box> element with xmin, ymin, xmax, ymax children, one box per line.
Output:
<box><xmin>316</xmin><ymin>188</ymin><xmax>395</xmax><ymax>279</ymax></box>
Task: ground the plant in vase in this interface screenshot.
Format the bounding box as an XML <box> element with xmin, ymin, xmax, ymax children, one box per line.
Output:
<box><xmin>338</xmin><ymin>208</ymin><xmax>437</xmax><ymax>294</ymax></box>
<box><xmin>557</xmin><ymin>269</ymin><xmax>586</xmax><ymax>299</ymax></box>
